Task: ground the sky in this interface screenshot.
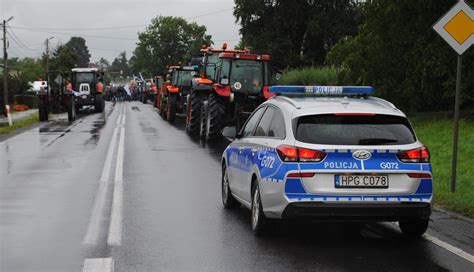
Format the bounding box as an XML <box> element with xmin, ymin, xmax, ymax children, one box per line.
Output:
<box><xmin>1</xmin><ymin>0</ymin><xmax>241</xmax><ymax>63</ymax></box>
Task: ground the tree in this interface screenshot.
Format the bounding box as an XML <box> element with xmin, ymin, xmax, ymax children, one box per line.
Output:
<box><xmin>65</xmin><ymin>37</ymin><xmax>91</xmax><ymax>67</ymax></box>
<box><xmin>234</xmin><ymin>0</ymin><xmax>362</xmax><ymax>69</ymax></box>
<box><xmin>49</xmin><ymin>44</ymin><xmax>79</xmax><ymax>72</ymax></box>
<box><xmin>131</xmin><ymin>16</ymin><xmax>212</xmax><ymax>76</ymax></box>
<box><xmin>96</xmin><ymin>58</ymin><xmax>110</xmax><ymax>70</ymax></box>
<box><xmin>326</xmin><ymin>0</ymin><xmax>474</xmax><ymax>112</ymax></box>
<box><xmin>110</xmin><ymin>52</ymin><xmax>130</xmax><ymax>78</ymax></box>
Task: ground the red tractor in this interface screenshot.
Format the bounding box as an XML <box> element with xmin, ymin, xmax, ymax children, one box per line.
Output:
<box><xmin>185</xmin><ymin>44</ymin><xmax>249</xmax><ymax>135</ymax></box>
<box><xmin>197</xmin><ymin>51</ymin><xmax>274</xmax><ymax>140</ymax></box>
<box><xmin>157</xmin><ymin>65</ymin><xmax>196</xmax><ymax>123</ymax></box>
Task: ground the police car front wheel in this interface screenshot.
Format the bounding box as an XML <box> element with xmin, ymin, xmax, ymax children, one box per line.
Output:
<box><xmin>222</xmin><ymin>164</ymin><xmax>239</xmax><ymax>209</ymax></box>
<box><xmin>399</xmin><ymin>219</ymin><xmax>429</xmax><ymax>237</ymax></box>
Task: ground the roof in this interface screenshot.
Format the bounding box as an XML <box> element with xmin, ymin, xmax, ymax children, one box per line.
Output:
<box><xmin>71</xmin><ymin>68</ymin><xmax>98</xmax><ymax>73</ymax></box>
<box><xmin>268</xmin><ymin>96</ymin><xmax>405</xmax><ymax>117</ymax></box>
<box><xmin>201</xmin><ymin>47</ymin><xmax>248</xmax><ymax>54</ymax></box>
<box><xmin>218</xmin><ymin>52</ymin><xmax>271</xmax><ymax>61</ymax></box>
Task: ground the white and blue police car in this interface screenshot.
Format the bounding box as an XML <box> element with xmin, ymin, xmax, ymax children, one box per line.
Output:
<box><xmin>221</xmin><ymin>86</ymin><xmax>432</xmax><ymax>236</ymax></box>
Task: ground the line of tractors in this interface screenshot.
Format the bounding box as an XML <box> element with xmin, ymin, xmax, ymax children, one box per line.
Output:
<box><xmin>153</xmin><ymin>44</ymin><xmax>279</xmax><ymax>141</ymax></box>
<box><xmin>32</xmin><ymin>43</ymin><xmax>279</xmax><ymax>142</ymax></box>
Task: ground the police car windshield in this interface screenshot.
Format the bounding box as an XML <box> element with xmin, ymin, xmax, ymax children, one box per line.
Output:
<box><xmin>296</xmin><ymin>114</ymin><xmax>416</xmax><ymax>146</ymax></box>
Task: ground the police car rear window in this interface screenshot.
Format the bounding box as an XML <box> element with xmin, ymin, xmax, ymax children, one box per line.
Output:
<box><xmin>296</xmin><ymin>114</ymin><xmax>416</xmax><ymax>145</ymax></box>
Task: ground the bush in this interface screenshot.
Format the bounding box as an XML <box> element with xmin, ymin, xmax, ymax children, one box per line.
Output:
<box><xmin>278</xmin><ymin>66</ymin><xmax>340</xmax><ymax>86</ymax></box>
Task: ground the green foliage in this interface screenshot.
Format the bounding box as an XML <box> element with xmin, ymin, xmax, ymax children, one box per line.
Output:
<box><xmin>48</xmin><ymin>36</ymin><xmax>91</xmax><ymax>72</ymax></box>
<box><xmin>130</xmin><ymin>16</ymin><xmax>212</xmax><ymax>76</ymax></box>
<box><xmin>65</xmin><ymin>37</ymin><xmax>91</xmax><ymax>67</ymax></box>
<box><xmin>411</xmin><ymin>117</ymin><xmax>474</xmax><ymax>217</ymax></box>
<box><xmin>0</xmin><ymin>58</ymin><xmax>44</xmax><ymax>107</ymax></box>
<box><xmin>326</xmin><ymin>0</ymin><xmax>474</xmax><ymax>112</ymax></box>
<box><xmin>0</xmin><ymin>112</ymin><xmax>39</xmax><ymax>134</ymax></box>
<box><xmin>109</xmin><ymin>52</ymin><xmax>130</xmax><ymax>78</ymax></box>
<box><xmin>234</xmin><ymin>0</ymin><xmax>362</xmax><ymax>69</ymax></box>
<box><xmin>278</xmin><ymin>66</ymin><xmax>339</xmax><ymax>85</ymax></box>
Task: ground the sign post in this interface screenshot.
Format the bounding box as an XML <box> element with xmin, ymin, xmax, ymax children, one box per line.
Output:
<box><xmin>433</xmin><ymin>0</ymin><xmax>473</xmax><ymax>192</ymax></box>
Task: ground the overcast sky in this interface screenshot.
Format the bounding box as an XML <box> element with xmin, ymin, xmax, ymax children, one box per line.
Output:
<box><xmin>1</xmin><ymin>0</ymin><xmax>240</xmax><ymax>62</ymax></box>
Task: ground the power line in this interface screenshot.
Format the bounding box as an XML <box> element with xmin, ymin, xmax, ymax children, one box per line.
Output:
<box><xmin>7</xmin><ymin>8</ymin><xmax>233</xmax><ymax>32</ymax></box>
<box><xmin>7</xmin><ymin>28</ymin><xmax>138</xmax><ymax>41</ymax></box>
<box><xmin>6</xmin><ymin>28</ymin><xmax>39</xmax><ymax>51</ymax></box>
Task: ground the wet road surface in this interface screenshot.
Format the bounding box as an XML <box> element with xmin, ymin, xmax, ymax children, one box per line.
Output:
<box><xmin>1</xmin><ymin>101</ymin><xmax>473</xmax><ymax>271</ymax></box>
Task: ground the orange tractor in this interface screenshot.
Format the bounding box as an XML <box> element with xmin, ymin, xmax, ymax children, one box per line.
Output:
<box><xmin>185</xmin><ymin>44</ymin><xmax>249</xmax><ymax>135</ymax></box>
<box><xmin>157</xmin><ymin>65</ymin><xmax>197</xmax><ymax>123</ymax></box>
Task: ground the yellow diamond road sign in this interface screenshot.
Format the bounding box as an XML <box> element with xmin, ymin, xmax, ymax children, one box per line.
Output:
<box><xmin>433</xmin><ymin>0</ymin><xmax>474</xmax><ymax>55</ymax></box>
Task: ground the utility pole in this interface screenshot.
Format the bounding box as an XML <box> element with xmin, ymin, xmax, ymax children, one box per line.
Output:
<box><xmin>45</xmin><ymin>37</ymin><xmax>54</xmax><ymax>86</ymax></box>
<box><xmin>1</xmin><ymin>16</ymin><xmax>13</xmax><ymax>118</ymax></box>
<box><xmin>45</xmin><ymin>36</ymin><xmax>54</xmax><ymax>74</ymax></box>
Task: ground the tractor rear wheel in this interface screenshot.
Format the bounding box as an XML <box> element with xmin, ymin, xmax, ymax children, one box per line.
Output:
<box><xmin>186</xmin><ymin>92</ymin><xmax>205</xmax><ymax>135</ymax></box>
<box><xmin>205</xmin><ymin>93</ymin><xmax>226</xmax><ymax>140</ymax></box>
<box><xmin>38</xmin><ymin>96</ymin><xmax>49</xmax><ymax>122</ymax></box>
<box><xmin>95</xmin><ymin>96</ymin><xmax>104</xmax><ymax>113</ymax></box>
<box><xmin>167</xmin><ymin>94</ymin><xmax>177</xmax><ymax>123</ymax></box>
<box><xmin>67</xmin><ymin>96</ymin><xmax>76</xmax><ymax>122</ymax></box>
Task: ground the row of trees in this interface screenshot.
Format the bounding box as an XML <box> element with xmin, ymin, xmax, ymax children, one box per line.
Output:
<box><xmin>129</xmin><ymin>16</ymin><xmax>212</xmax><ymax>76</ymax></box>
<box><xmin>234</xmin><ymin>0</ymin><xmax>473</xmax><ymax>112</ymax></box>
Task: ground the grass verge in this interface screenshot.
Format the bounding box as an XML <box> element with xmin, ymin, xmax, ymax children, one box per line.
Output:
<box><xmin>411</xmin><ymin>117</ymin><xmax>474</xmax><ymax>218</ymax></box>
<box><xmin>0</xmin><ymin>112</ymin><xmax>39</xmax><ymax>134</ymax></box>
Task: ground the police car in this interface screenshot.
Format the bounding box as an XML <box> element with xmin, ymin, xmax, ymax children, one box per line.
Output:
<box><xmin>221</xmin><ymin>86</ymin><xmax>432</xmax><ymax>236</ymax></box>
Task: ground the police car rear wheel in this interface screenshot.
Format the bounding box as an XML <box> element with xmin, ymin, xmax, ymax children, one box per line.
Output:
<box><xmin>251</xmin><ymin>181</ymin><xmax>270</xmax><ymax>236</ymax></box>
<box><xmin>399</xmin><ymin>219</ymin><xmax>429</xmax><ymax>237</ymax></box>
<box><xmin>222</xmin><ymin>164</ymin><xmax>239</xmax><ymax>209</ymax></box>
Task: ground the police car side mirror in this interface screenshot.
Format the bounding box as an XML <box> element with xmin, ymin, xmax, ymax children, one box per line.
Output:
<box><xmin>275</xmin><ymin>71</ymin><xmax>283</xmax><ymax>81</ymax></box>
<box><xmin>221</xmin><ymin>126</ymin><xmax>237</xmax><ymax>140</ymax></box>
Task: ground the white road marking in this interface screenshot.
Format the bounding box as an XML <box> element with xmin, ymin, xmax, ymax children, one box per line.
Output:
<box><xmin>424</xmin><ymin>233</ymin><xmax>474</xmax><ymax>263</ymax></box>
<box><xmin>82</xmin><ymin>257</ymin><xmax>114</xmax><ymax>272</ymax></box>
<box><xmin>392</xmin><ymin>222</ymin><xmax>474</xmax><ymax>263</ymax></box>
<box><xmin>121</xmin><ymin>114</ymin><xmax>126</xmax><ymax>125</ymax></box>
<box><xmin>83</xmin><ymin>127</ymin><xmax>119</xmax><ymax>245</ymax></box>
<box><xmin>107</xmin><ymin>125</ymin><xmax>125</xmax><ymax>246</ymax></box>
<box><xmin>116</xmin><ymin>114</ymin><xmax>122</xmax><ymax>125</ymax></box>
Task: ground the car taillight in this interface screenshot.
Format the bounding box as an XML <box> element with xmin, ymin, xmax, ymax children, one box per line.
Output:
<box><xmin>277</xmin><ymin>145</ymin><xmax>298</xmax><ymax>162</ymax></box>
<box><xmin>277</xmin><ymin>145</ymin><xmax>326</xmax><ymax>163</ymax></box>
<box><xmin>407</xmin><ymin>173</ymin><xmax>432</xmax><ymax>178</ymax></box>
<box><xmin>298</xmin><ymin>147</ymin><xmax>326</xmax><ymax>162</ymax></box>
<box><xmin>397</xmin><ymin>147</ymin><xmax>430</xmax><ymax>163</ymax></box>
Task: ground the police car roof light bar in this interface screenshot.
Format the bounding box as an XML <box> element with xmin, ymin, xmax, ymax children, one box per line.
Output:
<box><xmin>269</xmin><ymin>86</ymin><xmax>374</xmax><ymax>97</ymax></box>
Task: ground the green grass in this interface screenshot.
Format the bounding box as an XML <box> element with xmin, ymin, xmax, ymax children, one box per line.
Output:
<box><xmin>278</xmin><ymin>66</ymin><xmax>339</xmax><ymax>85</ymax></box>
<box><xmin>411</xmin><ymin>117</ymin><xmax>474</xmax><ymax>217</ymax></box>
<box><xmin>0</xmin><ymin>112</ymin><xmax>39</xmax><ymax>134</ymax></box>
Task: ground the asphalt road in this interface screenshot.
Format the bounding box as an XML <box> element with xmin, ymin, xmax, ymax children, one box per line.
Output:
<box><xmin>1</xmin><ymin>101</ymin><xmax>473</xmax><ymax>272</ymax></box>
